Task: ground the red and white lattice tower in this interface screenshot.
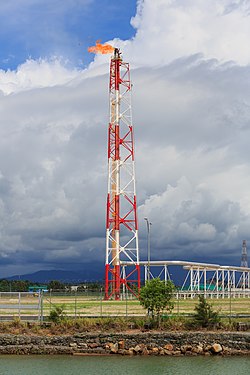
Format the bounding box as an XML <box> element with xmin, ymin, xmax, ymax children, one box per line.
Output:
<box><xmin>241</xmin><ymin>240</ymin><xmax>248</xmax><ymax>268</ymax></box>
<box><xmin>105</xmin><ymin>48</ymin><xmax>140</xmax><ymax>300</ymax></box>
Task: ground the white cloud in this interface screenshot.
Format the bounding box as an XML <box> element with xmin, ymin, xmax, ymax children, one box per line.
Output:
<box><xmin>0</xmin><ymin>58</ymin><xmax>80</xmax><ymax>95</ymax></box>
<box><xmin>90</xmin><ymin>0</ymin><xmax>250</xmax><ymax>68</ymax></box>
<box><xmin>138</xmin><ymin>176</ymin><xmax>245</xmax><ymax>260</ymax></box>
<box><xmin>129</xmin><ymin>0</ymin><xmax>250</xmax><ymax>66</ymax></box>
<box><xmin>1</xmin><ymin>0</ymin><xmax>250</xmax><ymax>275</ymax></box>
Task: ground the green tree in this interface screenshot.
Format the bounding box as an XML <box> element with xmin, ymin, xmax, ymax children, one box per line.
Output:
<box><xmin>139</xmin><ymin>278</ymin><xmax>175</xmax><ymax>324</ymax></box>
<box><xmin>48</xmin><ymin>280</ymin><xmax>65</xmax><ymax>291</ymax></box>
<box><xmin>0</xmin><ymin>279</ymin><xmax>30</xmax><ymax>292</ymax></box>
<box><xmin>12</xmin><ymin>280</ymin><xmax>30</xmax><ymax>292</ymax></box>
<box><xmin>193</xmin><ymin>295</ymin><xmax>220</xmax><ymax>328</ymax></box>
<box><xmin>0</xmin><ymin>279</ymin><xmax>11</xmax><ymax>291</ymax></box>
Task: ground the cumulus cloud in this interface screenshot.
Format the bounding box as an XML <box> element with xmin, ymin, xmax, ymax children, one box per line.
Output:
<box><xmin>138</xmin><ymin>177</ymin><xmax>246</xmax><ymax>260</ymax></box>
<box><xmin>0</xmin><ymin>58</ymin><xmax>79</xmax><ymax>95</ymax></box>
<box><xmin>90</xmin><ymin>0</ymin><xmax>250</xmax><ymax>68</ymax></box>
<box><xmin>130</xmin><ymin>0</ymin><xmax>250</xmax><ymax>66</ymax></box>
<box><xmin>1</xmin><ymin>0</ymin><xmax>250</xmax><ymax>276</ymax></box>
<box><xmin>133</xmin><ymin>56</ymin><xmax>250</xmax><ymax>263</ymax></box>
<box><xmin>0</xmin><ymin>63</ymin><xmax>109</xmax><ymax>275</ymax></box>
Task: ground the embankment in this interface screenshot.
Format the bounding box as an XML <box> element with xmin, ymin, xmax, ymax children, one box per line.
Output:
<box><xmin>0</xmin><ymin>332</ymin><xmax>249</xmax><ymax>355</ymax></box>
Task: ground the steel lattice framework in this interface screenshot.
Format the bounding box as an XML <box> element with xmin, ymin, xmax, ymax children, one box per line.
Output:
<box><xmin>241</xmin><ymin>240</ymin><xmax>248</xmax><ymax>268</ymax></box>
<box><xmin>104</xmin><ymin>48</ymin><xmax>140</xmax><ymax>300</ymax></box>
<box><xmin>121</xmin><ymin>260</ymin><xmax>250</xmax><ymax>298</ymax></box>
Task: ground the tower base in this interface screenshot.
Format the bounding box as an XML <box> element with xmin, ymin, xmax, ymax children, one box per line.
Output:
<box><xmin>104</xmin><ymin>264</ymin><xmax>140</xmax><ymax>300</ymax></box>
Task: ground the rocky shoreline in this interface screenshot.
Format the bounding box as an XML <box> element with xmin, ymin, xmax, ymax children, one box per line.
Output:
<box><xmin>0</xmin><ymin>332</ymin><xmax>249</xmax><ymax>356</ymax></box>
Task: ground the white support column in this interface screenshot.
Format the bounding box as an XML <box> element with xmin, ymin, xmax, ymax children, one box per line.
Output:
<box><xmin>190</xmin><ymin>267</ymin><xmax>193</xmax><ymax>298</ymax></box>
<box><xmin>197</xmin><ymin>268</ymin><xmax>200</xmax><ymax>292</ymax></box>
<box><xmin>222</xmin><ymin>269</ymin><xmax>225</xmax><ymax>299</ymax></box>
<box><xmin>216</xmin><ymin>270</ymin><xmax>219</xmax><ymax>299</ymax></box>
<box><xmin>233</xmin><ymin>270</ymin><xmax>236</xmax><ymax>298</ymax></box>
<box><xmin>242</xmin><ymin>271</ymin><xmax>245</xmax><ymax>297</ymax></box>
<box><xmin>164</xmin><ymin>265</ymin><xmax>167</xmax><ymax>284</ymax></box>
<box><xmin>193</xmin><ymin>269</ymin><xmax>196</xmax><ymax>291</ymax></box>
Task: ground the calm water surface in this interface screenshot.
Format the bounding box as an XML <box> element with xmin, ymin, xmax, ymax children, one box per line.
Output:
<box><xmin>0</xmin><ymin>355</ymin><xmax>249</xmax><ymax>375</ymax></box>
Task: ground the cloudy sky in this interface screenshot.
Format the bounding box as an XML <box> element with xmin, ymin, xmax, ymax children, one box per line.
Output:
<box><xmin>0</xmin><ymin>0</ymin><xmax>250</xmax><ymax>277</ymax></box>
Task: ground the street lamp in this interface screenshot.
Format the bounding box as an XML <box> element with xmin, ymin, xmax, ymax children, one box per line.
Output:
<box><xmin>144</xmin><ymin>217</ymin><xmax>152</xmax><ymax>282</ymax></box>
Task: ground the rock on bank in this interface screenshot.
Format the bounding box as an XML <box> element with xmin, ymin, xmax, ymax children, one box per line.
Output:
<box><xmin>0</xmin><ymin>332</ymin><xmax>249</xmax><ymax>356</ymax></box>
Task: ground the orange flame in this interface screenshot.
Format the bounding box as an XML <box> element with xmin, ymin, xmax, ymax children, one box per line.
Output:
<box><xmin>88</xmin><ymin>40</ymin><xmax>114</xmax><ymax>54</ymax></box>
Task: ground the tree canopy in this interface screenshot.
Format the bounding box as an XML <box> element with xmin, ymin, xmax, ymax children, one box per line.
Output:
<box><xmin>139</xmin><ymin>278</ymin><xmax>175</xmax><ymax>321</ymax></box>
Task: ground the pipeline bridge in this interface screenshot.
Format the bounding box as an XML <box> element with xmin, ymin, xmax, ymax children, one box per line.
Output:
<box><xmin>121</xmin><ymin>260</ymin><xmax>250</xmax><ymax>299</ymax></box>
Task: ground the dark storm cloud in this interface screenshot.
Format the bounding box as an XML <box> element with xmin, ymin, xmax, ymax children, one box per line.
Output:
<box><xmin>1</xmin><ymin>0</ymin><xmax>250</xmax><ymax>275</ymax></box>
<box><xmin>0</xmin><ymin>55</ymin><xmax>250</xmax><ymax>275</ymax></box>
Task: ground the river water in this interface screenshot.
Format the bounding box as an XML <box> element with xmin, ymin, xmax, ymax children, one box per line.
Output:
<box><xmin>0</xmin><ymin>355</ymin><xmax>249</xmax><ymax>375</ymax></box>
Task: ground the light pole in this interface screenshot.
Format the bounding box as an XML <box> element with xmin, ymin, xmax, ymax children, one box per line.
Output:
<box><xmin>144</xmin><ymin>218</ymin><xmax>152</xmax><ymax>282</ymax></box>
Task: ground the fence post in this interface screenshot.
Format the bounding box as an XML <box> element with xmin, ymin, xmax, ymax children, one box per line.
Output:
<box><xmin>100</xmin><ymin>287</ymin><xmax>103</xmax><ymax>317</ymax></box>
<box><xmin>40</xmin><ymin>291</ymin><xmax>44</xmax><ymax>323</ymax></box>
<box><xmin>125</xmin><ymin>290</ymin><xmax>128</xmax><ymax>318</ymax></box>
<box><xmin>229</xmin><ymin>284</ymin><xmax>232</xmax><ymax>324</ymax></box>
<box><xmin>49</xmin><ymin>289</ymin><xmax>52</xmax><ymax>313</ymax></box>
<box><xmin>177</xmin><ymin>291</ymin><xmax>179</xmax><ymax>315</ymax></box>
<box><xmin>18</xmin><ymin>292</ymin><xmax>21</xmax><ymax>320</ymax></box>
<box><xmin>74</xmin><ymin>290</ymin><xmax>77</xmax><ymax>319</ymax></box>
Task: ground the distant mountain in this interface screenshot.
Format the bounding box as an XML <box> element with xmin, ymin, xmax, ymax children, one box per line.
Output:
<box><xmin>6</xmin><ymin>266</ymin><xmax>104</xmax><ymax>283</ymax></box>
<box><xmin>5</xmin><ymin>263</ymin><xmax>187</xmax><ymax>285</ymax></box>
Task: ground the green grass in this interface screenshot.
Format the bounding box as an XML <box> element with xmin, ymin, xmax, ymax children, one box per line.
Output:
<box><xmin>1</xmin><ymin>295</ymin><xmax>249</xmax><ymax>319</ymax></box>
<box><xmin>40</xmin><ymin>295</ymin><xmax>250</xmax><ymax>318</ymax></box>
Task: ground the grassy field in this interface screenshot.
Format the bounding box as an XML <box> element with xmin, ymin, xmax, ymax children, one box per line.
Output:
<box><xmin>0</xmin><ymin>293</ymin><xmax>249</xmax><ymax>320</ymax></box>
<box><xmin>42</xmin><ymin>294</ymin><xmax>250</xmax><ymax>318</ymax></box>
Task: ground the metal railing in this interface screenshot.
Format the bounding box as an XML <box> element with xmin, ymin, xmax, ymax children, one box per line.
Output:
<box><xmin>0</xmin><ymin>291</ymin><xmax>42</xmax><ymax>321</ymax></box>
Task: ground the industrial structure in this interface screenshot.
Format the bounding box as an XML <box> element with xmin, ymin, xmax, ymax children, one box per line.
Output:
<box><xmin>122</xmin><ymin>260</ymin><xmax>250</xmax><ymax>299</ymax></box>
<box><xmin>89</xmin><ymin>42</ymin><xmax>250</xmax><ymax>300</ymax></box>
<box><xmin>104</xmin><ymin>48</ymin><xmax>140</xmax><ymax>300</ymax></box>
<box><xmin>241</xmin><ymin>240</ymin><xmax>248</xmax><ymax>268</ymax></box>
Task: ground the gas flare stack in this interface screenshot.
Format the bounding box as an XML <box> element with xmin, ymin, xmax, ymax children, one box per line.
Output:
<box><xmin>104</xmin><ymin>48</ymin><xmax>140</xmax><ymax>300</ymax></box>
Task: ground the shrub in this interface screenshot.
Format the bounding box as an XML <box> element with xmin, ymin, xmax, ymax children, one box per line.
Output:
<box><xmin>130</xmin><ymin>317</ymin><xmax>147</xmax><ymax>330</ymax></box>
<box><xmin>48</xmin><ymin>305</ymin><xmax>66</xmax><ymax>324</ymax></box>
<box><xmin>11</xmin><ymin>317</ymin><xmax>23</xmax><ymax>328</ymax></box>
<box><xmin>193</xmin><ymin>295</ymin><xmax>220</xmax><ymax>328</ymax></box>
<box><xmin>162</xmin><ymin>316</ymin><xmax>186</xmax><ymax>331</ymax></box>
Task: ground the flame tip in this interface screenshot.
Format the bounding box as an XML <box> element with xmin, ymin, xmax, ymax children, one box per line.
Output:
<box><xmin>88</xmin><ymin>40</ymin><xmax>114</xmax><ymax>55</ymax></box>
